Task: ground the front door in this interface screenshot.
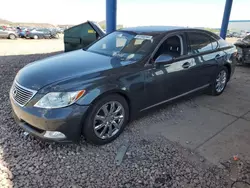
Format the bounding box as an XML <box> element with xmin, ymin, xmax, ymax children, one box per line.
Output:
<box><xmin>143</xmin><ymin>33</ymin><xmax>200</xmax><ymax>109</ymax></box>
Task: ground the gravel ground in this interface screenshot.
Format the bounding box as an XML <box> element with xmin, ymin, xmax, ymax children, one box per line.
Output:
<box><xmin>0</xmin><ymin>51</ymin><xmax>249</xmax><ymax>188</ymax></box>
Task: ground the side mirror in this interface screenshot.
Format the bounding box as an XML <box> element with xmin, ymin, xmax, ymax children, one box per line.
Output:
<box><xmin>154</xmin><ymin>54</ymin><xmax>173</xmax><ymax>67</ymax></box>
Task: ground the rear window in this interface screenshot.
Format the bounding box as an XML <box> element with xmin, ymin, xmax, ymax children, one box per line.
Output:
<box><xmin>187</xmin><ymin>32</ymin><xmax>218</xmax><ymax>54</ymax></box>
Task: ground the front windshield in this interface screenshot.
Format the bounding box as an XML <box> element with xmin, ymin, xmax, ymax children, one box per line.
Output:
<box><xmin>87</xmin><ymin>31</ymin><xmax>157</xmax><ymax>61</ymax></box>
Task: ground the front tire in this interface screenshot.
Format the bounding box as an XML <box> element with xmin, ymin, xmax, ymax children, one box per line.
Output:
<box><xmin>209</xmin><ymin>66</ymin><xmax>229</xmax><ymax>96</ymax></box>
<box><xmin>9</xmin><ymin>34</ymin><xmax>16</xmax><ymax>40</ymax></box>
<box><xmin>83</xmin><ymin>94</ymin><xmax>129</xmax><ymax>145</ymax></box>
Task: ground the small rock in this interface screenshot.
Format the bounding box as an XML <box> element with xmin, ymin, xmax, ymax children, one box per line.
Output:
<box><xmin>200</xmin><ymin>158</ymin><xmax>205</xmax><ymax>162</ymax></box>
<box><xmin>186</xmin><ymin>168</ymin><xmax>191</xmax><ymax>173</ymax></box>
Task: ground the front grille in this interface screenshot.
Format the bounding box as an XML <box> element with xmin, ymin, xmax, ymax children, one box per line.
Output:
<box><xmin>11</xmin><ymin>81</ymin><xmax>37</xmax><ymax>106</ymax></box>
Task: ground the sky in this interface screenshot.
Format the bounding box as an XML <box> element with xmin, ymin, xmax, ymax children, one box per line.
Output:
<box><xmin>0</xmin><ymin>0</ymin><xmax>250</xmax><ymax>28</ymax></box>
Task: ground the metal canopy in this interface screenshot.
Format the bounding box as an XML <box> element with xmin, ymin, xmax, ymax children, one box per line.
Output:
<box><xmin>106</xmin><ymin>0</ymin><xmax>233</xmax><ymax>39</ymax></box>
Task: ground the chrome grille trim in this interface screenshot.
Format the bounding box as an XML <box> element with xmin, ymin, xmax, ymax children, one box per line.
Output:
<box><xmin>11</xmin><ymin>81</ymin><xmax>37</xmax><ymax>107</ymax></box>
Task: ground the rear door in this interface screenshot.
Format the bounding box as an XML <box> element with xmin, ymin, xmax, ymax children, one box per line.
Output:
<box><xmin>185</xmin><ymin>31</ymin><xmax>224</xmax><ymax>88</ymax></box>
<box><xmin>64</xmin><ymin>21</ymin><xmax>105</xmax><ymax>52</ymax></box>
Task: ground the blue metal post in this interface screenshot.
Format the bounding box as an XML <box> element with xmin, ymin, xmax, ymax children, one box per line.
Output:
<box><xmin>220</xmin><ymin>0</ymin><xmax>233</xmax><ymax>39</ymax></box>
<box><xmin>106</xmin><ymin>0</ymin><xmax>117</xmax><ymax>33</ymax></box>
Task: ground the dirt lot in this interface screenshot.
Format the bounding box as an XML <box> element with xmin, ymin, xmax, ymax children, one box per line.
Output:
<box><xmin>0</xmin><ymin>38</ymin><xmax>250</xmax><ymax>188</ymax></box>
<box><xmin>0</xmin><ymin>38</ymin><xmax>64</xmax><ymax>55</ymax></box>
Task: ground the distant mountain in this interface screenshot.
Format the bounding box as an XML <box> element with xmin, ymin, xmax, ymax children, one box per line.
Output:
<box><xmin>0</xmin><ymin>18</ymin><xmax>123</xmax><ymax>29</ymax></box>
<box><xmin>0</xmin><ymin>18</ymin><xmax>12</xmax><ymax>25</ymax></box>
<box><xmin>0</xmin><ymin>18</ymin><xmax>56</xmax><ymax>28</ymax></box>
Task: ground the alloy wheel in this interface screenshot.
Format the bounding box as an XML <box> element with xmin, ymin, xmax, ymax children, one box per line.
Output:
<box><xmin>93</xmin><ymin>101</ymin><xmax>125</xmax><ymax>139</ymax></box>
<box><xmin>215</xmin><ymin>70</ymin><xmax>227</xmax><ymax>93</ymax></box>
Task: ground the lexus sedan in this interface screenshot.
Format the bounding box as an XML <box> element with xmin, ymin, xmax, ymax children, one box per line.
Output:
<box><xmin>10</xmin><ymin>26</ymin><xmax>237</xmax><ymax>145</ymax></box>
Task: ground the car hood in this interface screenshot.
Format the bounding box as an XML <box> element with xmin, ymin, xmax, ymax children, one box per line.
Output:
<box><xmin>16</xmin><ymin>50</ymin><xmax>134</xmax><ymax>91</ymax></box>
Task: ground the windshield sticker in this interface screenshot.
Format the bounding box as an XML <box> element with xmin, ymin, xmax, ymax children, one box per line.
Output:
<box><xmin>134</xmin><ymin>35</ymin><xmax>153</xmax><ymax>40</ymax></box>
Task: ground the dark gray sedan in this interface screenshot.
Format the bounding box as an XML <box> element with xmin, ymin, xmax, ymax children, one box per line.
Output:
<box><xmin>10</xmin><ymin>26</ymin><xmax>237</xmax><ymax>145</ymax></box>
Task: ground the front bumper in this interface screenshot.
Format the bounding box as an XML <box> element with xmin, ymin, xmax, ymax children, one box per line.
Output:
<box><xmin>10</xmin><ymin>98</ymin><xmax>89</xmax><ymax>143</ymax></box>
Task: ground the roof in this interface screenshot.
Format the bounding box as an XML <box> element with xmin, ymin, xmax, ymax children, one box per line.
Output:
<box><xmin>121</xmin><ymin>26</ymin><xmax>186</xmax><ymax>33</ymax></box>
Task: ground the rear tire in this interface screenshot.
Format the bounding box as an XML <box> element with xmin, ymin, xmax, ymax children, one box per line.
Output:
<box><xmin>83</xmin><ymin>94</ymin><xmax>129</xmax><ymax>145</ymax></box>
<box><xmin>208</xmin><ymin>66</ymin><xmax>229</xmax><ymax>96</ymax></box>
<box><xmin>33</xmin><ymin>35</ymin><xmax>38</xmax><ymax>39</ymax></box>
<box><xmin>9</xmin><ymin>34</ymin><xmax>16</xmax><ymax>40</ymax></box>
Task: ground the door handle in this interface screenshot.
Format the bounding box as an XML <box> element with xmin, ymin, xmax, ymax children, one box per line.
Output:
<box><xmin>182</xmin><ymin>62</ymin><xmax>191</xmax><ymax>69</ymax></box>
<box><xmin>215</xmin><ymin>54</ymin><xmax>221</xmax><ymax>60</ymax></box>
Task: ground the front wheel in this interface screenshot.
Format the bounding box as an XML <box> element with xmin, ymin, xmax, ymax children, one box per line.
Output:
<box><xmin>9</xmin><ymin>34</ymin><xmax>16</xmax><ymax>40</ymax></box>
<box><xmin>209</xmin><ymin>66</ymin><xmax>229</xmax><ymax>96</ymax></box>
<box><xmin>83</xmin><ymin>94</ymin><xmax>129</xmax><ymax>145</ymax></box>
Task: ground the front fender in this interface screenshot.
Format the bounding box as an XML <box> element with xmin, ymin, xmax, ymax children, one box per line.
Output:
<box><xmin>76</xmin><ymin>84</ymin><xmax>130</xmax><ymax>106</ymax></box>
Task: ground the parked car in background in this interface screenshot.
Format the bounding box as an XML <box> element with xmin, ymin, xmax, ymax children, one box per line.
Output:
<box><xmin>16</xmin><ymin>27</ymin><xmax>31</xmax><ymax>38</ymax></box>
<box><xmin>10</xmin><ymin>26</ymin><xmax>237</xmax><ymax>145</ymax></box>
<box><xmin>26</xmin><ymin>28</ymin><xmax>59</xmax><ymax>39</ymax></box>
<box><xmin>234</xmin><ymin>35</ymin><xmax>250</xmax><ymax>64</ymax></box>
<box><xmin>0</xmin><ymin>26</ymin><xmax>18</xmax><ymax>39</ymax></box>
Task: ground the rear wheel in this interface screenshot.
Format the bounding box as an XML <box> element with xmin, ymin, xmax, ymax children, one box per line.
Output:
<box><xmin>33</xmin><ymin>35</ymin><xmax>38</xmax><ymax>39</ymax></box>
<box><xmin>83</xmin><ymin>94</ymin><xmax>129</xmax><ymax>145</ymax></box>
<box><xmin>9</xmin><ymin>34</ymin><xmax>16</xmax><ymax>40</ymax></box>
<box><xmin>209</xmin><ymin>66</ymin><xmax>229</xmax><ymax>96</ymax></box>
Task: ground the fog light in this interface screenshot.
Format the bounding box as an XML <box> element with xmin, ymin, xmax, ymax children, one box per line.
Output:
<box><xmin>44</xmin><ymin>131</ymin><xmax>66</xmax><ymax>139</ymax></box>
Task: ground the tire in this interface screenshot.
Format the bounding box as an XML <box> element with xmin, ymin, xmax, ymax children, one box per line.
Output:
<box><xmin>9</xmin><ymin>34</ymin><xmax>16</xmax><ymax>40</ymax></box>
<box><xmin>83</xmin><ymin>94</ymin><xmax>129</xmax><ymax>145</ymax></box>
<box><xmin>33</xmin><ymin>35</ymin><xmax>38</xmax><ymax>39</ymax></box>
<box><xmin>208</xmin><ymin>66</ymin><xmax>229</xmax><ymax>96</ymax></box>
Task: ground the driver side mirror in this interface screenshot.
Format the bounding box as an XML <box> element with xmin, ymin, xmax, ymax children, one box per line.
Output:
<box><xmin>154</xmin><ymin>54</ymin><xmax>174</xmax><ymax>67</ymax></box>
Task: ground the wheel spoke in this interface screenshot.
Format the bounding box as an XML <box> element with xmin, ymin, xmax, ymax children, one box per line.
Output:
<box><xmin>114</xmin><ymin>115</ymin><xmax>124</xmax><ymax>120</ymax></box>
<box><xmin>100</xmin><ymin>125</ymin><xmax>108</xmax><ymax>137</ymax></box>
<box><xmin>112</xmin><ymin>120</ymin><xmax>120</xmax><ymax>129</ymax></box>
<box><xmin>110</xmin><ymin>102</ymin><xmax>115</xmax><ymax>114</ymax></box>
<box><xmin>113</xmin><ymin>106</ymin><xmax>122</xmax><ymax>115</ymax></box>
<box><xmin>94</xmin><ymin>123</ymin><xmax>105</xmax><ymax>130</ymax></box>
<box><xmin>108</xmin><ymin>124</ymin><xmax>113</xmax><ymax>137</ymax></box>
<box><xmin>102</xmin><ymin>105</ymin><xmax>109</xmax><ymax>116</ymax></box>
<box><xmin>95</xmin><ymin>115</ymin><xmax>105</xmax><ymax>121</ymax></box>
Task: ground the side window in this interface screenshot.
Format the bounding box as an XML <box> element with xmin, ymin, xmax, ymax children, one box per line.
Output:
<box><xmin>187</xmin><ymin>32</ymin><xmax>215</xmax><ymax>54</ymax></box>
<box><xmin>154</xmin><ymin>35</ymin><xmax>184</xmax><ymax>60</ymax></box>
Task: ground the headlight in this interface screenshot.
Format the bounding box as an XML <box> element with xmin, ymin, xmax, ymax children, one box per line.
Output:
<box><xmin>34</xmin><ymin>90</ymin><xmax>85</xmax><ymax>109</ymax></box>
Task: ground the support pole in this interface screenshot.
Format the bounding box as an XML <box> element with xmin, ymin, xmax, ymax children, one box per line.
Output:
<box><xmin>220</xmin><ymin>0</ymin><xmax>233</xmax><ymax>39</ymax></box>
<box><xmin>106</xmin><ymin>0</ymin><xmax>117</xmax><ymax>34</ymax></box>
